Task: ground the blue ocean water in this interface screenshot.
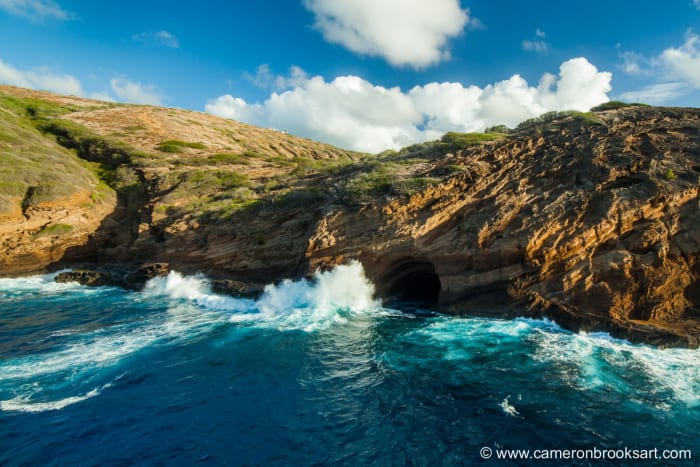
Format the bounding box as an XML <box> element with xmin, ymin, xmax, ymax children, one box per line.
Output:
<box><xmin>0</xmin><ymin>262</ymin><xmax>698</xmax><ymax>465</ymax></box>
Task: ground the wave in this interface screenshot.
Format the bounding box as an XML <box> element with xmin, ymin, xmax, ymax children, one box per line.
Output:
<box><xmin>0</xmin><ymin>262</ymin><xmax>382</xmax><ymax>412</ymax></box>
<box><xmin>389</xmin><ymin>316</ymin><xmax>700</xmax><ymax>408</ymax></box>
<box><xmin>0</xmin><ymin>383</ymin><xmax>111</xmax><ymax>413</ymax></box>
<box><xmin>530</xmin><ymin>325</ymin><xmax>700</xmax><ymax>407</ymax></box>
<box><xmin>0</xmin><ymin>270</ymin><xmax>83</xmax><ymax>297</ymax></box>
<box><xmin>4</xmin><ymin>263</ymin><xmax>698</xmax><ymax>415</ymax></box>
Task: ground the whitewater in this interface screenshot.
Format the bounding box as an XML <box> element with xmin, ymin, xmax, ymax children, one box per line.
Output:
<box><xmin>0</xmin><ymin>261</ymin><xmax>698</xmax><ymax>465</ymax></box>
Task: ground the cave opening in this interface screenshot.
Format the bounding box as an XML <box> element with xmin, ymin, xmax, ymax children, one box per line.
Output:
<box><xmin>385</xmin><ymin>260</ymin><xmax>442</xmax><ymax>308</ymax></box>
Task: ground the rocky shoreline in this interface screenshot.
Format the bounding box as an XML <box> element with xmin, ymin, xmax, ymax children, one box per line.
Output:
<box><xmin>2</xmin><ymin>86</ymin><xmax>699</xmax><ymax>348</ymax></box>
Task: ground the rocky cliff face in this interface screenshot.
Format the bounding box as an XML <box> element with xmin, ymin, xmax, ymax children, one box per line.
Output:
<box><xmin>1</xmin><ymin>85</ymin><xmax>699</xmax><ymax>346</ymax></box>
<box><xmin>307</xmin><ymin>108</ymin><xmax>700</xmax><ymax>346</ymax></box>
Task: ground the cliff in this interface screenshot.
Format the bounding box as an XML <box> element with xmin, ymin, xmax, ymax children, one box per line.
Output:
<box><xmin>1</xmin><ymin>85</ymin><xmax>699</xmax><ymax>346</ymax></box>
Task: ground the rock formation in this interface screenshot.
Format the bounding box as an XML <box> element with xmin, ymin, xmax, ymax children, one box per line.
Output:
<box><xmin>307</xmin><ymin>108</ymin><xmax>700</xmax><ymax>346</ymax></box>
<box><xmin>1</xmin><ymin>85</ymin><xmax>699</xmax><ymax>347</ymax></box>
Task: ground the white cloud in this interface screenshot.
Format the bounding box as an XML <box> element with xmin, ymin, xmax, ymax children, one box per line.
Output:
<box><xmin>110</xmin><ymin>78</ymin><xmax>164</xmax><ymax>105</ymax></box>
<box><xmin>659</xmin><ymin>32</ymin><xmax>700</xmax><ymax>87</ymax></box>
<box><xmin>206</xmin><ymin>57</ymin><xmax>612</xmax><ymax>153</ymax></box>
<box><xmin>522</xmin><ymin>29</ymin><xmax>550</xmax><ymax>54</ymax></box>
<box><xmin>26</xmin><ymin>68</ymin><xmax>83</xmax><ymax>95</ymax></box>
<box><xmin>244</xmin><ymin>64</ymin><xmax>274</xmax><ymax>89</ymax></box>
<box><xmin>0</xmin><ymin>59</ymin><xmax>32</xmax><ymax>88</ymax></box>
<box><xmin>204</xmin><ymin>94</ymin><xmax>263</xmax><ymax>124</ymax></box>
<box><xmin>245</xmin><ymin>64</ymin><xmax>309</xmax><ymax>91</ymax></box>
<box><xmin>132</xmin><ymin>30</ymin><xmax>180</xmax><ymax>48</ymax></box>
<box><xmin>617</xmin><ymin>49</ymin><xmax>650</xmax><ymax>75</ymax></box>
<box><xmin>522</xmin><ymin>40</ymin><xmax>549</xmax><ymax>54</ymax></box>
<box><xmin>0</xmin><ymin>57</ymin><xmax>164</xmax><ymax>105</ymax></box>
<box><xmin>0</xmin><ymin>0</ymin><xmax>70</xmax><ymax>21</ymax></box>
<box><xmin>0</xmin><ymin>58</ymin><xmax>84</xmax><ymax>95</ymax></box>
<box><xmin>617</xmin><ymin>31</ymin><xmax>700</xmax><ymax>103</ymax></box>
<box><xmin>618</xmin><ymin>83</ymin><xmax>688</xmax><ymax>104</ymax></box>
<box><xmin>303</xmin><ymin>0</ymin><xmax>469</xmax><ymax>68</ymax></box>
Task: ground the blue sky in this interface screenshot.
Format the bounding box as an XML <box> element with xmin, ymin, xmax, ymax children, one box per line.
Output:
<box><xmin>1</xmin><ymin>0</ymin><xmax>700</xmax><ymax>152</ymax></box>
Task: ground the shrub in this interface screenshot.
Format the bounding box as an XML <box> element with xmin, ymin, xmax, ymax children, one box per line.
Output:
<box><xmin>34</xmin><ymin>223</ymin><xmax>73</xmax><ymax>238</ymax></box>
<box><xmin>342</xmin><ymin>172</ymin><xmax>394</xmax><ymax>203</ymax></box>
<box><xmin>485</xmin><ymin>124</ymin><xmax>510</xmax><ymax>133</ymax></box>
<box><xmin>665</xmin><ymin>168</ymin><xmax>676</xmax><ymax>180</ymax></box>
<box><xmin>516</xmin><ymin>110</ymin><xmax>601</xmax><ymax>130</ymax></box>
<box><xmin>591</xmin><ymin>101</ymin><xmax>649</xmax><ymax>112</ymax></box>
<box><xmin>440</xmin><ymin>131</ymin><xmax>502</xmax><ymax>150</ymax></box>
<box><xmin>157</xmin><ymin>140</ymin><xmax>207</xmax><ymax>153</ymax></box>
<box><xmin>391</xmin><ymin>177</ymin><xmax>439</xmax><ymax>196</ymax></box>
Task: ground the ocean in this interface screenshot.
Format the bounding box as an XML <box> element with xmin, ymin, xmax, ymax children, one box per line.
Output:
<box><xmin>1</xmin><ymin>262</ymin><xmax>698</xmax><ymax>465</ymax></box>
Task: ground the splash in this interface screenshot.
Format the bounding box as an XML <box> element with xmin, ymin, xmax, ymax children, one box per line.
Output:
<box><xmin>143</xmin><ymin>262</ymin><xmax>382</xmax><ymax>331</ymax></box>
<box><xmin>500</xmin><ymin>395</ymin><xmax>520</xmax><ymax>417</ymax></box>
<box><xmin>142</xmin><ymin>271</ymin><xmax>254</xmax><ymax>312</ymax></box>
<box><xmin>245</xmin><ymin>261</ymin><xmax>382</xmax><ymax>331</ymax></box>
<box><xmin>0</xmin><ymin>270</ymin><xmax>84</xmax><ymax>298</ymax></box>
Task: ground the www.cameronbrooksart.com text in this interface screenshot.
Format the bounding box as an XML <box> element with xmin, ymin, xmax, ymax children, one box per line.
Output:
<box><xmin>479</xmin><ymin>446</ymin><xmax>692</xmax><ymax>462</ymax></box>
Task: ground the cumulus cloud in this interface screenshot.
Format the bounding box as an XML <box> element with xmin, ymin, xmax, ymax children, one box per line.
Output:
<box><xmin>206</xmin><ymin>57</ymin><xmax>612</xmax><ymax>153</ymax></box>
<box><xmin>203</xmin><ymin>94</ymin><xmax>263</xmax><ymax>124</ymax></box>
<box><xmin>0</xmin><ymin>0</ymin><xmax>70</xmax><ymax>20</ymax></box>
<box><xmin>0</xmin><ymin>58</ymin><xmax>84</xmax><ymax>95</ymax></box>
<box><xmin>132</xmin><ymin>30</ymin><xmax>180</xmax><ymax>48</ymax></box>
<box><xmin>303</xmin><ymin>0</ymin><xmax>469</xmax><ymax>68</ymax></box>
<box><xmin>110</xmin><ymin>78</ymin><xmax>164</xmax><ymax>105</ymax></box>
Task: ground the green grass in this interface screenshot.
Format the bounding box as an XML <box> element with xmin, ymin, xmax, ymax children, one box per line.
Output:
<box><xmin>485</xmin><ymin>124</ymin><xmax>510</xmax><ymax>133</ymax></box>
<box><xmin>591</xmin><ymin>101</ymin><xmax>650</xmax><ymax>112</ymax></box>
<box><xmin>391</xmin><ymin>177</ymin><xmax>439</xmax><ymax>196</ymax></box>
<box><xmin>665</xmin><ymin>168</ymin><xmax>676</xmax><ymax>180</ymax></box>
<box><xmin>0</xmin><ymin>94</ymin><xmax>101</xmax><ymax>213</ymax></box>
<box><xmin>33</xmin><ymin>223</ymin><xmax>73</xmax><ymax>238</ymax></box>
<box><xmin>157</xmin><ymin>140</ymin><xmax>207</xmax><ymax>153</ymax></box>
<box><xmin>571</xmin><ymin>111</ymin><xmax>602</xmax><ymax>125</ymax></box>
<box><xmin>516</xmin><ymin>110</ymin><xmax>602</xmax><ymax>130</ymax></box>
<box><xmin>440</xmin><ymin>131</ymin><xmax>503</xmax><ymax>149</ymax></box>
<box><xmin>207</xmin><ymin>153</ymin><xmax>250</xmax><ymax>165</ymax></box>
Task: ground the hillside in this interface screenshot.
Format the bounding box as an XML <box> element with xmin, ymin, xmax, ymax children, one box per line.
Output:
<box><xmin>1</xmin><ymin>85</ymin><xmax>699</xmax><ymax>346</ymax></box>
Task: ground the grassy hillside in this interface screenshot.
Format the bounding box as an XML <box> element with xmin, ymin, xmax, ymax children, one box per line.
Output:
<box><xmin>0</xmin><ymin>84</ymin><xmax>511</xmax><ymax>234</ymax></box>
<box><xmin>0</xmin><ymin>94</ymin><xmax>104</xmax><ymax>217</ymax></box>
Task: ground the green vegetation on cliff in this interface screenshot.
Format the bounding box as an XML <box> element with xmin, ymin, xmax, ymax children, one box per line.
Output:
<box><xmin>0</xmin><ymin>95</ymin><xmax>100</xmax><ymax>215</ymax></box>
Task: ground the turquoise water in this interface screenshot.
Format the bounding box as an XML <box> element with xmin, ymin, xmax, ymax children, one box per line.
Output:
<box><xmin>0</xmin><ymin>262</ymin><xmax>698</xmax><ymax>465</ymax></box>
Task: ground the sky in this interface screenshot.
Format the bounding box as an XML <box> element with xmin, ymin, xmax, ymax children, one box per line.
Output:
<box><xmin>1</xmin><ymin>0</ymin><xmax>700</xmax><ymax>152</ymax></box>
